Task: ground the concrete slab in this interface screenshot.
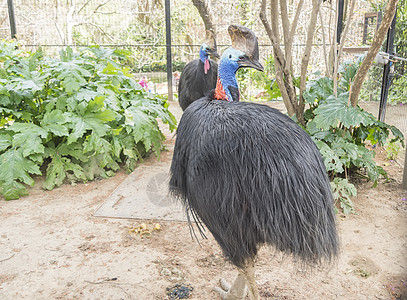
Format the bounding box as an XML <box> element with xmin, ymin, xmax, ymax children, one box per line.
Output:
<box><xmin>94</xmin><ymin>101</ymin><xmax>187</xmax><ymax>221</ymax></box>
<box><xmin>93</xmin><ymin>157</ymin><xmax>187</xmax><ymax>221</ymax></box>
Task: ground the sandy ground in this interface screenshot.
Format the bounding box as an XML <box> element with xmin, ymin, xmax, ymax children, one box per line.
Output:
<box><xmin>0</xmin><ymin>101</ymin><xmax>406</xmax><ymax>300</ymax></box>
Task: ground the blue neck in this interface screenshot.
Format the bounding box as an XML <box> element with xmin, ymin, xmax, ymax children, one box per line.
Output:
<box><xmin>199</xmin><ymin>46</ymin><xmax>209</xmax><ymax>63</ymax></box>
<box><xmin>218</xmin><ymin>59</ymin><xmax>239</xmax><ymax>101</ymax></box>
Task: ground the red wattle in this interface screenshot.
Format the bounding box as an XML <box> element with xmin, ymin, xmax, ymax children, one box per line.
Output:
<box><xmin>214</xmin><ymin>78</ymin><xmax>227</xmax><ymax>100</ymax></box>
<box><xmin>204</xmin><ymin>59</ymin><xmax>210</xmax><ymax>74</ymax></box>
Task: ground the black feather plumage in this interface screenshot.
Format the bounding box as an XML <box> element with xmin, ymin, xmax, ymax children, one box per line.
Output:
<box><xmin>178</xmin><ymin>59</ymin><xmax>218</xmax><ymax>111</ymax></box>
<box><xmin>169</xmin><ymin>94</ymin><xmax>339</xmax><ymax>269</ymax></box>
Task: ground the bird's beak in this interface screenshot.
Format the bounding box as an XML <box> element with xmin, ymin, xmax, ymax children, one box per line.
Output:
<box><xmin>238</xmin><ymin>56</ymin><xmax>264</xmax><ymax>72</ymax></box>
<box><xmin>209</xmin><ymin>48</ymin><xmax>220</xmax><ymax>59</ymax></box>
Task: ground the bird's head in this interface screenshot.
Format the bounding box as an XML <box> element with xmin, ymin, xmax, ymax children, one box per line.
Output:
<box><xmin>219</xmin><ymin>47</ymin><xmax>264</xmax><ymax>75</ymax></box>
<box><xmin>214</xmin><ymin>25</ymin><xmax>263</xmax><ymax>101</ymax></box>
<box><xmin>200</xmin><ymin>43</ymin><xmax>219</xmax><ymax>59</ymax></box>
<box><xmin>200</xmin><ymin>30</ymin><xmax>220</xmax><ymax>61</ymax></box>
<box><xmin>228</xmin><ymin>24</ymin><xmax>264</xmax><ymax>72</ymax></box>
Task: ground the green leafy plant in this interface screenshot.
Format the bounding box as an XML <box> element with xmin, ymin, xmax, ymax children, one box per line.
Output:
<box><xmin>330</xmin><ymin>178</ymin><xmax>357</xmax><ymax>214</ymax></box>
<box><xmin>0</xmin><ymin>41</ymin><xmax>176</xmax><ymax>200</ymax></box>
<box><xmin>389</xmin><ymin>75</ymin><xmax>407</xmax><ymax>105</ymax></box>
<box><xmin>237</xmin><ymin>54</ymin><xmax>276</xmax><ymax>101</ymax></box>
<box><xmin>138</xmin><ymin>60</ymin><xmax>186</xmax><ymax>73</ymax></box>
<box><xmin>384</xmin><ymin>141</ymin><xmax>404</xmax><ymax>160</ymax></box>
<box><xmin>264</xmin><ymin>78</ymin><xmax>282</xmax><ymax>100</ymax></box>
<box><xmin>362</xmin><ymin>0</ymin><xmax>407</xmax><ymax>103</ymax></box>
<box><xmin>264</xmin><ymin>74</ymin><xmax>300</xmax><ymax>101</ymax></box>
<box><xmin>302</xmin><ymin>58</ymin><xmax>404</xmax><ymax>213</ymax></box>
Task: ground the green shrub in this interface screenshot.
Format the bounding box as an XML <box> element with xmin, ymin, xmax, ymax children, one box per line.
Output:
<box><xmin>138</xmin><ymin>60</ymin><xmax>186</xmax><ymax>73</ymax></box>
<box><xmin>0</xmin><ymin>41</ymin><xmax>176</xmax><ymax>200</ymax></box>
<box><xmin>302</xmin><ymin>58</ymin><xmax>404</xmax><ymax>213</ymax></box>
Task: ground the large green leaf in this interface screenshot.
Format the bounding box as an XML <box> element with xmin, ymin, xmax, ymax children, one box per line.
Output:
<box><xmin>43</xmin><ymin>154</ymin><xmax>86</xmax><ymax>190</ymax></box>
<box><xmin>83</xmin><ymin>133</ymin><xmax>112</xmax><ymax>154</ymax></box>
<box><xmin>62</xmin><ymin>75</ymin><xmax>81</xmax><ymax>94</ymax></box>
<box><xmin>0</xmin><ymin>180</ymin><xmax>28</xmax><ymax>200</ymax></box>
<box><xmin>314</xmin><ymin>140</ymin><xmax>344</xmax><ymax>173</ymax></box>
<box><xmin>54</xmin><ymin>60</ymin><xmax>91</xmax><ymax>94</ymax></box>
<box><xmin>6</xmin><ymin>123</ymin><xmax>47</xmax><ymax>157</ymax></box>
<box><xmin>303</xmin><ymin>76</ymin><xmax>334</xmax><ymax>104</ymax></box>
<box><xmin>0</xmin><ymin>148</ymin><xmax>41</xmax><ymax>200</ymax></box>
<box><xmin>0</xmin><ymin>133</ymin><xmax>12</xmax><ymax>152</ymax></box>
<box><xmin>66</xmin><ymin>101</ymin><xmax>116</xmax><ymax>144</ymax></box>
<box><xmin>41</xmin><ymin>109</ymin><xmax>70</xmax><ymax>136</ymax></box>
<box><xmin>264</xmin><ymin>78</ymin><xmax>282</xmax><ymax>100</ymax></box>
<box><xmin>313</xmin><ymin>93</ymin><xmax>374</xmax><ymax>130</ymax></box>
<box><xmin>330</xmin><ymin>178</ymin><xmax>357</xmax><ymax>215</ymax></box>
<box><xmin>67</xmin><ymin>114</ymin><xmax>91</xmax><ymax>144</ymax></box>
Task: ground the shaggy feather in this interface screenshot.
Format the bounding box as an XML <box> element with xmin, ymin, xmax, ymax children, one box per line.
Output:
<box><xmin>169</xmin><ymin>94</ymin><xmax>339</xmax><ymax>269</ymax></box>
<box><xmin>178</xmin><ymin>59</ymin><xmax>218</xmax><ymax>111</ymax></box>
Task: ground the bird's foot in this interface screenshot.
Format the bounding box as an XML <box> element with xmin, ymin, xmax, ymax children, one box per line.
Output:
<box><xmin>213</xmin><ymin>278</ymin><xmax>248</xmax><ymax>300</ymax></box>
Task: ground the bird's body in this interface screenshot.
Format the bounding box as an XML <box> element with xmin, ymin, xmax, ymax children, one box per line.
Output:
<box><xmin>178</xmin><ymin>57</ymin><xmax>218</xmax><ymax>111</ymax></box>
<box><xmin>170</xmin><ymin>96</ymin><xmax>338</xmax><ymax>268</ymax></box>
<box><xmin>170</xmin><ymin>25</ymin><xmax>338</xmax><ymax>299</ymax></box>
<box><xmin>178</xmin><ymin>31</ymin><xmax>219</xmax><ymax>111</ymax></box>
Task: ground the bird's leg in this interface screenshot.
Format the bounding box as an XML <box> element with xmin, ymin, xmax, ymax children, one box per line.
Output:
<box><xmin>213</xmin><ymin>270</ymin><xmax>248</xmax><ymax>300</ymax></box>
<box><xmin>240</xmin><ymin>263</ymin><xmax>260</xmax><ymax>300</ymax></box>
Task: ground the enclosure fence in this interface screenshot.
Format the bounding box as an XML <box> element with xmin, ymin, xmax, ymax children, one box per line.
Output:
<box><xmin>1</xmin><ymin>0</ymin><xmax>406</xmax><ymax>167</ymax></box>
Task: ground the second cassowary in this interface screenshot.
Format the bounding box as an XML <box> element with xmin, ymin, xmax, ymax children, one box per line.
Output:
<box><xmin>169</xmin><ymin>25</ymin><xmax>339</xmax><ymax>299</ymax></box>
<box><xmin>178</xmin><ymin>30</ymin><xmax>219</xmax><ymax>111</ymax></box>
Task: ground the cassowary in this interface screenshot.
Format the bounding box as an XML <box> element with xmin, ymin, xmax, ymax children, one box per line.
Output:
<box><xmin>178</xmin><ymin>30</ymin><xmax>219</xmax><ymax>111</ymax></box>
<box><xmin>169</xmin><ymin>25</ymin><xmax>339</xmax><ymax>299</ymax></box>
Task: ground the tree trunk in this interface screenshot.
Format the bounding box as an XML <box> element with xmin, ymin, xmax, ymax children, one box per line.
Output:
<box><xmin>349</xmin><ymin>0</ymin><xmax>398</xmax><ymax>107</ymax></box>
<box><xmin>66</xmin><ymin>0</ymin><xmax>76</xmax><ymax>45</ymax></box>
<box><xmin>192</xmin><ymin>0</ymin><xmax>216</xmax><ymax>35</ymax></box>
<box><xmin>260</xmin><ymin>0</ymin><xmax>297</xmax><ymax>117</ymax></box>
<box><xmin>260</xmin><ymin>0</ymin><xmax>321</xmax><ymax>124</ymax></box>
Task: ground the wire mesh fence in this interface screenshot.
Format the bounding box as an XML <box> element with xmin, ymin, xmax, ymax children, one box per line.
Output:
<box><xmin>0</xmin><ymin>0</ymin><xmax>406</xmax><ymax>141</ymax></box>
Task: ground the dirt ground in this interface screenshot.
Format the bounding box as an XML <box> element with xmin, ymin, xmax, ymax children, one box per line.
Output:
<box><xmin>0</xmin><ymin>101</ymin><xmax>406</xmax><ymax>300</ymax></box>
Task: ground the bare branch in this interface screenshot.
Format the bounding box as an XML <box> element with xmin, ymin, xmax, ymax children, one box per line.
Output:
<box><xmin>75</xmin><ymin>22</ymin><xmax>116</xmax><ymax>43</ymax></box>
<box><xmin>93</xmin><ymin>0</ymin><xmax>113</xmax><ymax>14</ymax></box>
<box><xmin>275</xmin><ymin>70</ymin><xmax>297</xmax><ymax>115</ymax></box>
<box><xmin>279</xmin><ymin>0</ymin><xmax>291</xmax><ymax>59</ymax></box>
<box><xmin>349</xmin><ymin>0</ymin><xmax>399</xmax><ymax>107</ymax></box>
<box><xmin>337</xmin><ymin>0</ymin><xmax>356</xmax><ymax>65</ymax></box>
<box><xmin>289</xmin><ymin>0</ymin><xmax>304</xmax><ymax>39</ymax></box>
<box><xmin>286</xmin><ymin>0</ymin><xmax>305</xmax><ymax>71</ymax></box>
<box><xmin>54</xmin><ymin>21</ymin><xmax>66</xmax><ymax>44</ymax></box>
<box><xmin>259</xmin><ymin>0</ymin><xmax>285</xmax><ymax>67</ymax></box>
<box><xmin>77</xmin><ymin>0</ymin><xmax>92</xmax><ymax>15</ymax></box>
<box><xmin>298</xmin><ymin>0</ymin><xmax>322</xmax><ymax>124</ymax></box>
<box><xmin>319</xmin><ymin>9</ymin><xmax>329</xmax><ymax>76</ymax></box>
<box><xmin>270</xmin><ymin>0</ymin><xmax>280</xmax><ymax>44</ymax></box>
<box><xmin>327</xmin><ymin>0</ymin><xmax>335</xmax><ymax>77</ymax></box>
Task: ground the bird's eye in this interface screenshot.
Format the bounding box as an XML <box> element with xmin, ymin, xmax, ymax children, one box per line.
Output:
<box><xmin>229</xmin><ymin>54</ymin><xmax>232</xmax><ymax>59</ymax></box>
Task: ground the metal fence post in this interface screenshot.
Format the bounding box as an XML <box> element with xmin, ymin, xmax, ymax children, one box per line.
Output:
<box><xmin>403</xmin><ymin>148</ymin><xmax>407</xmax><ymax>189</ymax></box>
<box><xmin>165</xmin><ymin>0</ymin><xmax>173</xmax><ymax>102</ymax></box>
<box><xmin>378</xmin><ymin>8</ymin><xmax>397</xmax><ymax>122</ymax></box>
<box><xmin>336</xmin><ymin>0</ymin><xmax>344</xmax><ymax>45</ymax></box>
<box><xmin>7</xmin><ymin>0</ymin><xmax>17</xmax><ymax>39</ymax></box>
